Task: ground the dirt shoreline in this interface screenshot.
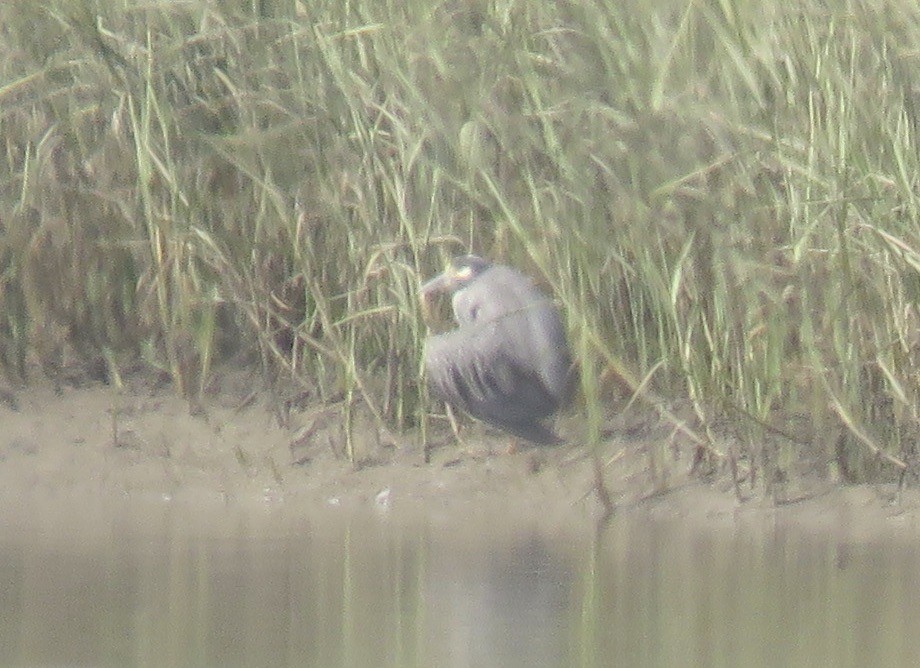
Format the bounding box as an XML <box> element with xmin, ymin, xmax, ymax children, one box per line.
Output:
<box><xmin>1</xmin><ymin>371</ymin><xmax>919</xmax><ymax>545</ymax></box>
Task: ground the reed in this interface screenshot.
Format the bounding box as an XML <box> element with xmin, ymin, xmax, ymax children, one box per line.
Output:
<box><xmin>2</xmin><ymin>0</ymin><xmax>918</xmax><ymax>481</ymax></box>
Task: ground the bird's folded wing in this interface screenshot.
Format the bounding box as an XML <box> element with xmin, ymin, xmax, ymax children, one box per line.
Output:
<box><xmin>424</xmin><ymin>320</ymin><xmax>556</xmax><ymax>426</ymax></box>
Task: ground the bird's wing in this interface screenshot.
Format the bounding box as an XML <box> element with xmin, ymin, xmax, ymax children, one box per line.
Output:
<box><xmin>453</xmin><ymin>266</ymin><xmax>574</xmax><ymax>403</ymax></box>
<box><xmin>424</xmin><ymin>318</ymin><xmax>559</xmax><ymax>431</ymax></box>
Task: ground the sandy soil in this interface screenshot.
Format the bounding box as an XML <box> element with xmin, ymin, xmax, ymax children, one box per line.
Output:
<box><xmin>1</xmin><ymin>368</ymin><xmax>919</xmax><ymax>543</ymax></box>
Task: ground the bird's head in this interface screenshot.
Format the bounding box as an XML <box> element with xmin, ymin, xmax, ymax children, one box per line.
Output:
<box><xmin>420</xmin><ymin>255</ymin><xmax>493</xmax><ymax>300</ymax></box>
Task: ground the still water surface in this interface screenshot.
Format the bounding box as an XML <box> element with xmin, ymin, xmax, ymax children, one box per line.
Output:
<box><xmin>1</xmin><ymin>490</ymin><xmax>919</xmax><ymax>667</ymax></box>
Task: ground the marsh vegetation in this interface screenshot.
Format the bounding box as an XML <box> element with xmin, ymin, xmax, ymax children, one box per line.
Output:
<box><xmin>2</xmin><ymin>0</ymin><xmax>920</xmax><ymax>485</ymax></box>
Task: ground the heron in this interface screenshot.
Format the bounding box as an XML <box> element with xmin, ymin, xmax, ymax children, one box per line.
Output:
<box><xmin>420</xmin><ymin>255</ymin><xmax>574</xmax><ymax>445</ymax></box>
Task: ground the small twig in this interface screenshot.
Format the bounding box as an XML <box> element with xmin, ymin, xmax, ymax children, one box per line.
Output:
<box><xmin>720</xmin><ymin>397</ymin><xmax>811</xmax><ymax>446</ymax></box>
<box><xmin>109</xmin><ymin>407</ymin><xmax>119</xmax><ymax>448</ymax></box>
<box><xmin>729</xmin><ymin>444</ymin><xmax>745</xmax><ymax>502</ymax></box>
<box><xmin>233</xmin><ymin>389</ymin><xmax>259</xmax><ymax>414</ymax></box>
<box><xmin>827</xmin><ymin>389</ymin><xmax>907</xmax><ymax>471</ymax></box>
<box><xmin>591</xmin><ymin>449</ymin><xmax>614</xmax><ymax>519</ymax></box>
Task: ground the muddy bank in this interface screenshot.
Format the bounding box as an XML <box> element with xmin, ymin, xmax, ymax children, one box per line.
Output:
<box><xmin>1</xmin><ymin>371</ymin><xmax>918</xmax><ymax>544</ymax></box>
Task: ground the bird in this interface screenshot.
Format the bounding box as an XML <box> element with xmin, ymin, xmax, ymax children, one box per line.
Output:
<box><xmin>420</xmin><ymin>255</ymin><xmax>574</xmax><ymax>445</ymax></box>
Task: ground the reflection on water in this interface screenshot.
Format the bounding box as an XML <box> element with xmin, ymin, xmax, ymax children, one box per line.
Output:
<box><xmin>1</xmin><ymin>491</ymin><xmax>920</xmax><ymax>667</ymax></box>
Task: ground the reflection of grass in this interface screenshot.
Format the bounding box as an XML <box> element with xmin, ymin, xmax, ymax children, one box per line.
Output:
<box><xmin>2</xmin><ymin>0</ymin><xmax>919</xmax><ymax>480</ymax></box>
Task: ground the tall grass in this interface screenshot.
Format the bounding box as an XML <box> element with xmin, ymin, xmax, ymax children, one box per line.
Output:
<box><xmin>2</xmin><ymin>0</ymin><xmax>920</xmax><ymax>482</ymax></box>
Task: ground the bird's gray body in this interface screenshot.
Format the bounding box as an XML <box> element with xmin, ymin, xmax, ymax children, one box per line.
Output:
<box><xmin>423</xmin><ymin>261</ymin><xmax>573</xmax><ymax>444</ymax></box>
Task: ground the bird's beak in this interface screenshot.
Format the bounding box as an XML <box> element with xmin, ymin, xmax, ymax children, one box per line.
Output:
<box><xmin>419</xmin><ymin>270</ymin><xmax>458</xmax><ymax>328</ymax></box>
<box><xmin>419</xmin><ymin>271</ymin><xmax>453</xmax><ymax>301</ymax></box>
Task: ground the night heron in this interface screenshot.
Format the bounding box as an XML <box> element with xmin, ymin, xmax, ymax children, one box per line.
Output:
<box><xmin>420</xmin><ymin>255</ymin><xmax>574</xmax><ymax>445</ymax></box>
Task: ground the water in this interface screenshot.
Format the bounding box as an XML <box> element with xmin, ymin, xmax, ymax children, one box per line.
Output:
<box><xmin>1</xmin><ymin>490</ymin><xmax>919</xmax><ymax>667</ymax></box>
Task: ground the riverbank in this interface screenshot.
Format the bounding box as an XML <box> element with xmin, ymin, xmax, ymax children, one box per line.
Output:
<box><xmin>2</xmin><ymin>369</ymin><xmax>918</xmax><ymax>546</ymax></box>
